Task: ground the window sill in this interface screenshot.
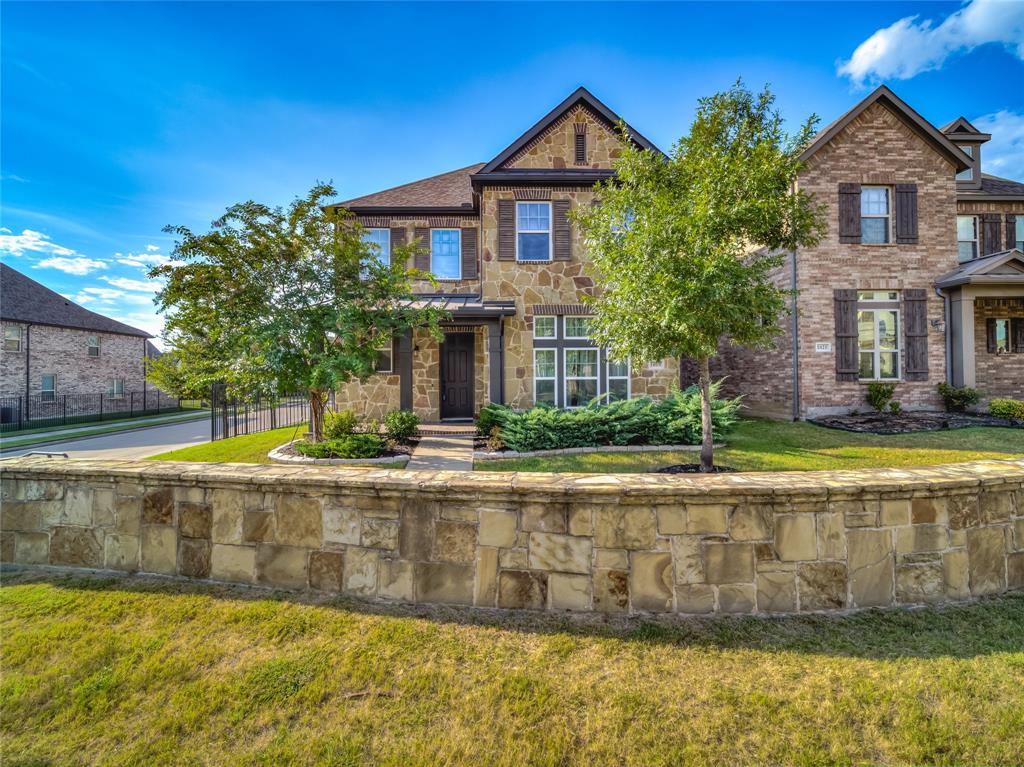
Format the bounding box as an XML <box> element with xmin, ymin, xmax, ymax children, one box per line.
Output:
<box><xmin>515</xmin><ymin>259</ymin><xmax>553</xmax><ymax>264</ymax></box>
<box><xmin>857</xmin><ymin>379</ymin><xmax>902</xmax><ymax>384</ymax></box>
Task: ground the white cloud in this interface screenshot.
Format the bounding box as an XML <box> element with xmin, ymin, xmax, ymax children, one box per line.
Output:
<box><xmin>34</xmin><ymin>256</ymin><xmax>108</xmax><ymax>276</ymax></box>
<box><xmin>838</xmin><ymin>0</ymin><xmax>1024</xmax><ymax>86</ymax></box>
<box><xmin>116</xmin><ymin>251</ymin><xmax>175</xmax><ymax>269</ymax></box>
<box><xmin>0</xmin><ymin>228</ymin><xmax>77</xmax><ymax>257</ymax></box>
<box><xmin>971</xmin><ymin>110</ymin><xmax>1024</xmax><ymax>180</ymax></box>
<box><xmin>145</xmin><ymin>244</ymin><xmax>160</xmax><ymax>252</ymax></box>
<box><xmin>76</xmin><ymin>286</ymin><xmax>125</xmax><ymax>301</ymax></box>
<box><xmin>100</xmin><ymin>275</ymin><xmax>159</xmax><ymax>292</ymax></box>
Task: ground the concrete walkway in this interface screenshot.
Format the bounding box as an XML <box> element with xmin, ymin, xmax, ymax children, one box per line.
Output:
<box><xmin>406</xmin><ymin>435</ymin><xmax>474</xmax><ymax>471</ymax></box>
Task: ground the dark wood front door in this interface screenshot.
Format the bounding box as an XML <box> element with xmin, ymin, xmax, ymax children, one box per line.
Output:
<box><xmin>440</xmin><ymin>333</ymin><xmax>474</xmax><ymax>420</ymax></box>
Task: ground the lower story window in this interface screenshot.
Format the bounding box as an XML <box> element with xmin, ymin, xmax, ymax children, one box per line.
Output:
<box><xmin>534</xmin><ymin>349</ymin><xmax>556</xmax><ymax>405</ymax></box>
<box><xmin>375</xmin><ymin>342</ymin><xmax>393</xmax><ymax>373</ymax></box>
<box><xmin>858</xmin><ymin>308</ymin><xmax>900</xmax><ymax>380</ymax></box>
<box><xmin>107</xmin><ymin>378</ymin><xmax>125</xmax><ymax>398</ymax></box>
<box><xmin>40</xmin><ymin>375</ymin><xmax>55</xmax><ymax>402</ymax></box>
<box><xmin>607</xmin><ymin>357</ymin><xmax>630</xmax><ymax>401</ymax></box>
<box><xmin>564</xmin><ymin>348</ymin><xmax>598</xmax><ymax>408</ymax></box>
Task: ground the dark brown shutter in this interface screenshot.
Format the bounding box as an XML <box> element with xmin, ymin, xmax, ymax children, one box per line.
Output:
<box><xmin>894</xmin><ymin>184</ymin><xmax>918</xmax><ymax>244</ymax></box>
<box><xmin>460</xmin><ymin>227</ymin><xmax>478</xmax><ymax>279</ymax></box>
<box><xmin>389</xmin><ymin>227</ymin><xmax>406</xmax><ymax>266</ymax></box>
<box><xmin>413</xmin><ymin>227</ymin><xmax>430</xmax><ymax>272</ymax></box>
<box><xmin>834</xmin><ymin>289</ymin><xmax>859</xmax><ymax>381</ymax></box>
<box><xmin>552</xmin><ymin>200</ymin><xmax>571</xmax><ymax>261</ymax></box>
<box><xmin>497</xmin><ymin>200</ymin><xmax>515</xmax><ymax>260</ymax></box>
<box><xmin>1012</xmin><ymin>318</ymin><xmax>1024</xmax><ymax>354</ymax></box>
<box><xmin>1007</xmin><ymin>215</ymin><xmax>1018</xmax><ymax>250</ymax></box>
<box><xmin>986</xmin><ymin>318</ymin><xmax>997</xmax><ymax>353</ymax></box>
<box><xmin>902</xmin><ymin>288</ymin><xmax>928</xmax><ymax>381</ymax></box>
<box><xmin>981</xmin><ymin>214</ymin><xmax>1002</xmax><ymax>256</ymax></box>
<box><xmin>838</xmin><ymin>183</ymin><xmax>861</xmax><ymax>244</ymax></box>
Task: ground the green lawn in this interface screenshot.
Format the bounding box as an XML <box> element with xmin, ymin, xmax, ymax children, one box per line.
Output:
<box><xmin>482</xmin><ymin>418</ymin><xmax>1024</xmax><ymax>473</ymax></box>
<box><xmin>2</xmin><ymin>572</ymin><xmax>1022</xmax><ymax>766</ymax></box>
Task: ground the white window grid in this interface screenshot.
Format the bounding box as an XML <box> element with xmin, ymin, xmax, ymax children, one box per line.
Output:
<box><xmin>430</xmin><ymin>228</ymin><xmax>461</xmax><ymax>280</ymax></box>
<box><xmin>533</xmin><ymin>348</ymin><xmax>557</xmax><ymax>406</ymax></box>
<box><xmin>858</xmin><ymin>308</ymin><xmax>901</xmax><ymax>381</ymax></box>
<box><xmin>563</xmin><ymin>347</ymin><xmax>599</xmax><ymax>409</ymax></box>
<box><xmin>516</xmin><ymin>202</ymin><xmax>552</xmax><ymax>262</ymax></box>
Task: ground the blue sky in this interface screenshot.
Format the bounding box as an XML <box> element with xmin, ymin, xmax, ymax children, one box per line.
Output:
<box><xmin>2</xmin><ymin>1</ymin><xmax>1023</xmax><ymax>344</ymax></box>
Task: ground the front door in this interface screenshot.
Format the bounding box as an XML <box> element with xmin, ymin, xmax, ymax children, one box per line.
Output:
<box><xmin>440</xmin><ymin>333</ymin><xmax>474</xmax><ymax>420</ymax></box>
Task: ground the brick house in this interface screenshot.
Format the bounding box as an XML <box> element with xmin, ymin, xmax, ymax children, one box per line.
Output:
<box><xmin>0</xmin><ymin>263</ymin><xmax>155</xmax><ymax>406</ymax></box>
<box><xmin>331</xmin><ymin>86</ymin><xmax>1024</xmax><ymax>423</ymax></box>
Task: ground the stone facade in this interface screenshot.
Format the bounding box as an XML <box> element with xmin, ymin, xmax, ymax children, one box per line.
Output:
<box><xmin>505</xmin><ymin>106</ymin><xmax>621</xmax><ymax>170</ymax></box>
<box><xmin>4</xmin><ymin>456</ymin><xmax>1022</xmax><ymax>615</ymax></box>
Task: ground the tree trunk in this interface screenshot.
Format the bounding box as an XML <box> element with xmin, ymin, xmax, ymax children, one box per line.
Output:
<box><xmin>308</xmin><ymin>387</ymin><xmax>329</xmax><ymax>442</ymax></box>
<box><xmin>698</xmin><ymin>356</ymin><xmax>714</xmax><ymax>472</ymax></box>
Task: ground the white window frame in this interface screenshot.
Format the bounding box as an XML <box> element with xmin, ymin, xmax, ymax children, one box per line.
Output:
<box><xmin>40</xmin><ymin>374</ymin><xmax>56</xmax><ymax>402</ymax></box>
<box><xmin>955</xmin><ymin>145</ymin><xmax>974</xmax><ymax>181</ymax></box>
<box><xmin>375</xmin><ymin>341</ymin><xmax>394</xmax><ymax>374</ymax></box>
<box><xmin>992</xmin><ymin>318</ymin><xmax>1012</xmax><ymax>354</ymax></box>
<box><xmin>957</xmin><ymin>215</ymin><xmax>978</xmax><ymax>262</ymax></box>
<box><xmin>857</xmin><ymin>290</ymin><xmax>899</xmax><ymax>302</ymax></box>
<box><xmin>563</xmin><ymin>347</ymin><xmax>599</xmax><ymax>409</ymax></box>
<box><xmin>107</xmin><ymin>378</ymin><xmax>125</xmax><ymax>398</ymax></box>
<box><xmin>515</xmin><ymin>201</ymin><xmax>552</xmax><ymax>262</ymax></box>
<box><xmin>3</xmin><ymin>326</ymin><xmax>21</xmax><ymax>352</ymax></box>
<box><xmin>857</xmin><ymin>307</ymin><xmax>901</xmax><ymax>381</ymax></box>
<box><xmin>646</xmin><ymin>359</ymin><xmax>666</xmax><ymax>371</ymax></box>
<box><xmin>1016</xmin><ymin>217</ymin><xmax>1023</xmax><ymax>251</ymax></box>
<box><xmin>533</xmin><ymin>316</ymin><xmax>556</xmax><ymax>339</ymax></box>
<box><xmin>860</xmin><ymin>186</ymin><xmax>891</xmax><ymax>245</ymax></box>
<box><xmin>87</xmin><ymin>335</ymin><xmax>100</xmax><ymax>357</ymax></box>
<box><xmin>430</xmin><ymin>228</ymin><xmax>461</xmax><ymax>280</ymax></box>
<box><xmin>563</xmin><ymin>316</ymin><xmax>593</xmax><ymax>340</ymax></box>
<box><xmin>606</xmin><ymin>356</ymin><xmax>631</xmax><ymax>401</ymax></box>
<box><xmin>533</xmin><ymin>348</ymin><xmax>557</xmax><ymax>406</ymax></box>
<box><xmin>362</xmin><ymin>228</ymin><xmax>390</xmax><ymax>272</ymax></box>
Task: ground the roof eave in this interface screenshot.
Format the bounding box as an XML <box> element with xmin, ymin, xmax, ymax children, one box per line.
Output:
<box><xmin>341</xmin><ymin>205</ymin><xmax>478</xmax><ymax>216</ymax></box>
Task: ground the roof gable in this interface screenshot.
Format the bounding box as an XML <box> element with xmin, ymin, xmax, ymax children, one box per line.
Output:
<box><xmin>935</xmin><ymin>249</ymin><xmax>1024</xmax><ymax>288</ymax></box>
<box><xmin>941</xmin><ymin>116</ymin><xmax>991</xmax><ymax>140</ymax></box>
<box><xmin>800</xmin><ymin>85</ymin><xmax>972</xmax><ymax>172</ymax></box>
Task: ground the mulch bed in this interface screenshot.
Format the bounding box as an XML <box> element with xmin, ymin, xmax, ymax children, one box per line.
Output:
<box><xmin>278</xmin><ymin>439</ymin><xmax>417</xmax><ymax>461</ymax></box>
<box><xmin>809</xmin><ymin>411</ymin><xmax>1022</xmax><ymax>435</ymax></box>
<box><xmin>653</xmin><ymin>464</ymin><xmax>737</xmax><ymax>474</ymax></box>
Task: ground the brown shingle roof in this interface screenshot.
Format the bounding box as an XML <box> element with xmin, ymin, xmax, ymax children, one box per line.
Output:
<box><xmin>332</xmin><ymin>163</ymin><xmax>484</xmax><ymax>212</ymax></box>
<box><xmin>0</xmin><ymin>262</ymin><xmax>151</xmax><ymax>337</ymax></box>
<box><xmin>979</xmin><ymin>173</ymin><xmax>1024</xmax><ymax>196</ymax></box>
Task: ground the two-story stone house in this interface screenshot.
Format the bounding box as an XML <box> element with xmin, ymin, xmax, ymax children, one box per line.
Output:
<box><xmin>331</xmin><ymin>86</ymin><xmax>1024</xmax><ymax>423</ymax></box>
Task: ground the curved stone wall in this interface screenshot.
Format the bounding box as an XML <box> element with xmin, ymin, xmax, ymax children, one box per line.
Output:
<box><xmin>1</xmin><ymin>457</ymin><xmax>1022</xmax><ymax>615</ymax></box>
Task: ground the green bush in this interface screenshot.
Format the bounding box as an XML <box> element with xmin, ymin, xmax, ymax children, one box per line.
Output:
<box><xmin>889</xmin><ymin>401</ymin><xmax>902</xmax><ymax>414</ymax></box>
<box><xmin>989</xmin><ymin>398</ymin><xmax>1024</xmax><ymax>421</ymax></box>
<box><xmin>295</xmin><ymin>433</ymin><xmax>386</xmax><ymax>459</ymax></box>
<box><xmin>866</xmin><ymin>382</ymin><xmax>896</xmax><ymax>413</ymax></box>
<box><xmin>323</xmin><ymin>409</ymin><xmax>358</xmax><ymax>439</ymax></box>
<box><xmin>476</xmin><ymin>403</ymin><xmax>511</xmax><ymax>436</ymax></box>
<box><xmin>487</xmin><ymin>383</ymin><xmax>741</xmax><ymax>453</ymax></box>
<box><xmin>383</xmin><ymin>410</ymin><xmax>419</xmax><ymax>442</ymax></box>
<box><xmin>937</xmin><ymin>382</ymin><xmax>980</xmax><ymax>413</ymax></box>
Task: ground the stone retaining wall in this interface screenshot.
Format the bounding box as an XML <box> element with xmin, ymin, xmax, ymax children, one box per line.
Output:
<box><xmin>2</xmin><ymin>457</ymin><xmax>1023</xmax><ymax>614</ymax></box>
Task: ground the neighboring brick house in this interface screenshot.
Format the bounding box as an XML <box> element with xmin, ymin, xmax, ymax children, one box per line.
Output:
<box><xmin>331</xmin><ymin>86</ymin><xmax>1024</xmax><ymax>423</ymax></box>
<box><xmin>0</xmin><ymin>263</ymin><xmax>154</xmax><ymax>406</ymax></box>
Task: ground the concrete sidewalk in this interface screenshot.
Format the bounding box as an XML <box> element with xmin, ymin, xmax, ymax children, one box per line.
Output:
<box><xmin>405</xmin><ymin>435</ymin><xmax>474</xmax><ymax>471</ymax></box>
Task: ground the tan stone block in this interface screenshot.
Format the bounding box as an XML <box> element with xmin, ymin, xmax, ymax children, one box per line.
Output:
<box><xmin>140</xmin><ymin>526</ymin><xmax>176</xmax><ymax>575</ymax></box>
<box><xmin>254</xmin><ymin>544</ymin><xmax>307</xmax><ymax>589</ymax></box>
<box><xmin>629</xmin><ymin>551</ymin><xmax>673</xmax><ymax>612</ymax></box>
<box><xmin>675</xmin><ymin>583</ymin><xmax>714</xmax><ymax>614</ymax></box>
<box><xmin>528</xmin><ymin>532</ymin><xmax>591</xmax><ymax>574</ymax></box>
<box><xmin>816</xmin><ymin>513</ymin><xmax>846</xmax><ymax>560</ymax></box>
<box><xmin>499</xmin><ymin>547</ymin><xmax>528</xmax><ymax>569</ymax></box>
<box><xmin>967</xmin><ymin>527</ymin><xmax>1006</xmax><ymax>596</ymax></box>
<box><xmin>115</xmin><ymin>495</ymin><xmax>140</xmax><ymax>535</ymax></box>
<box><xmin>474</xmin><ymin>546</ymin><xmax>498</xmax><ymax>606</ymax></box>
<box><xmin>948</xmin><ymin>494</ymin><xmax>980</xmax><ymax>530</ymax></box>
<box><xmin>949</xmin><ymin>528</ymin><xmax>967</xmax><ymax>547</ymax></box>
<box><xmin>848</xmin><ymin>528</ymin><xmax>894</xmax><ymax>607</ymax></box>
<box><xmin>0</xmin><ymin>532</ymin><xmax>12</xmax><ymax>563</ymax></box>
<box><xmin>479</xmin><ymin>510</ymin><xmax>517</xmax><ymax>547</ymax></box>
<box><xmin>911</xmin><ymin>497</ymin><xmax>947</xmax><ymax>525</ymax></box>
<box><xmin>593</xmin><ymin>507</ymin><xmax>656</xmax><ymax>549</ymax></box>
<box><xmin>671</xmin><ymin>535</ymin><xmax>704</xmax><ymax>584</ymax></box>
<box><xmin>798</xmin><ymin>562</ymin><xmax>847</xmax><ymax>610</ymax></box>
<box><xmin>399</xmin><ymin>500</ymin><xmax>435</xmax><ymax>560</ymax></box>
<box><xmin>104</xmin><ymin>533</ymin><xmax>139</xmax><ymax>571</ymax></box>
<box><xmin>14</xmin><ymin>532</ymin><xmax>49</xmax><ymax>564</ymax></box>
<box><xmin>323</xmin><ymin>504</ymin><xmax>360</xmax><ymax>546</ymax></box>
<box><xmin>440</xmin><ymin>503</ymin><xmax>478</xmax><ymax>523</ymax></box>
<box><xmin>593</xmin><ymin>568</ymin><xmax>629</xmax><ymax>613</ymax></box>
<box><xmin>594</xmin><ymin>548</ymin><xmax>628</xmax><ymax>569</ymax></box>
<box><xmin>243</xmin><ymin>510</ymin><xmax>274</xmax><ymax>543</ymax></box>
<box><xmin>567</xmin><ymin>506</ymin><xmax>593</xmax><ymax>536</ymax></box>
<box><xmin>179</xmin><ymin>538</ymin><xmax>211</xmax><ymax>579</ymax></box>
<box><xmin>432</xmin><ymin>520</ymin><xmax>476</xmax><ymax>564</ymax></box>
<box><xmin>718</xmin><ymin>584</ymin><xmax>756</xmax><ymax>614</ymax></box>
<box><xmin>141</xmin><ymin>487</ymin><xmax>172</xmax><ymax>525</ymax></box>
<box><xmin>179</xmin><ymin>503</ymin><xmax>212</xmax><ymax>539</ymax></box>
<box><xmin>896</xmin><ymin>525</ymin><xmax>948</xmax><ymax>555</ymax></box>
<box><xmin>729</xmin><ymin>504</ymin><xmax>772</xmax><ymax>541</ymax></box>
<box><xmin>309</xmin><ymin>550</ymin><xmax>344</xmax><ymax>592</ymax></box>
<box><xmin>210</xmin><ymin>544</ymin><xmax>255</xmax><ymax>583</ymax></box>
<box><xmin>416</xmin><ymin>561</ymin><xmax>474</xmax><ymax>605</ymax></box>
<box><xmin>1014</xmin><ymin>519</ymin><xmax>1024</xmax><ymax>551</ymax></box>
<box><xmin>51</xmin><ymin>527</ymin><xmax>103</xmax><ymax>569</ymax></box>
<box><xmin>549</xmin><ymin>573</ymin><xmax>591</xmax><ymax>610</ymax></box>
<box><xmin>520</xmin><ymin>502</ymin><xmax>567</xmax><ymax>533</ymax></box>
<box><xmin>342</xmin><ymin>547</ymin><xmax>378</xmax><ymax>596</ymax></box>
<box><xmin>942</xmin><ymin>549</ymin><xmax>970</xmax><ymax>600</ymax></box>
<box><xmin>656</xmin><ymin>505</ymin><xmax>686</xmax><ymax>535</ymax></box>
<box><xmin>832</xmin><ymin>499</ymin><xmax>879</xmax><ymax>528</ymax></box>
<box><xmin>980</xmin><ymin>491</ymin><xmax>1013</xmax><ymax>523</ymax></box>
<box><xmin>92</xmin><ymin>488</ymin><xmax>116</xmax><ymax>527</ymax></box>
<box><xmin>757</xmin><ymin>570</ymin><xmax>797</xmax><ymax>613</ymax></box>
<box><xmin>1008</xmin><ymin>552</ymin><xmax>1024</xmax><ymax>590</ymax></box>
<box><xmin>210</xmin><ymin>489</ymin><xmax>245</xmax><ymax>544</ymax></box>
<box><xmin>686</xmin><ymin>504</ymin><xmax>729</xmax><ymax>535</ymax></box>
<box><xmin>880</xmin><ymin>499</ymin><xmax>910</xmax><ymax>527</ymax></box>
<box><xmin>361</xmin><ymin>518</ymin><xmax>399</xmax><ymax>550</ymax></box>
<box><xmin>16</xmin><ymin>478</ymin><xmax>63</xmax><ymax>501</ymax></box>
<box><xmin>63</xmin><ymin>485</ymin><xmax>94</xmax><ymax>526</ymax></box>
<box><xmin>896</xmin><ymin>563</ymin><xmax>943</xmax><ymax>604</ymax></box>
<box><xmin>375</xmin><ymin>558</ymin><xmax>412</xmax><ymax>601</ymax></box>
<box><xmin>775</xmin><ymin>515</ymin><xmax>816</xmax><ymax>562</ymax></box>
<box><xmin>704</xmin><ymin>543</ymin><xmax>754</xmax><ymax>584</ymax></box>
<box><xmin>274</xmin><ymin>495</ymin><xmax>322</xmax><ymax>548</ymax></box>
<box><xmin>498</xmin><ymin>570</ymin><xmax>547</xmax><ymax>610</ymax></box>
<box><xmin>1</xmin><ymin>502</ymin><xmax>41</xmax><ymax>532</ymax></box>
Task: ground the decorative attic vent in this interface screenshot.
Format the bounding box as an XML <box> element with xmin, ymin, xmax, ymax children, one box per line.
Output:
<box><xmin>574</xmin><ymin>122</ymin><xmax>587</xmax><ymax>165</ymax></box>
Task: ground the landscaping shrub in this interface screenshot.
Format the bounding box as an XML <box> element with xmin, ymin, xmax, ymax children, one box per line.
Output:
<box><xmin>323</xmin><ymin>409</ymin><xmax>358</xmax><ymax>439</ymax></box>
<box><xmin>383</xmin><ymin>410</ymin><xmax>419</xmax><ymax>442</ymax></box>
<box><xmin>937</xmin><ymin>382</ymin><xmax>980</xmax><ymax>413</ymax></box>
<box><xmin>476</xmin><ymin>404</ymin><xmax>510</xmax><ymax>436</ymax></box>
<box><xmin>487</xmin><ymin>383</ymin><xmax>741</xmax><ymax>453</ymax></box>
<box><xmin>866</xmin><ymin>382</ymin><xmax>896</xmax><ymax>413</ymax></box>
<box><xmin>295</xmin><ymin>433</ymin><xmax>386</xmax><ymax>459</ymax></box>
<box><xmin>889</xmin><ymin>401</ymin><xmax>902</xmax><ymax>414</ymax></box>
<box><xmin>989</xmin><ymin>398</ymin><xmax>1024</xmax><ymax>421</ymax></box>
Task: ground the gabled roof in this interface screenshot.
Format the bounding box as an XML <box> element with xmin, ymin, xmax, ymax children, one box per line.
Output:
<box><xmin>957</xmin><ymin>173</ymin><xmax>1024</xmax><ymax>200</ymax></box>
<box><xmin>0</xmin><ymin>262</ymin><xmax>151</xmax><ymax>337</ymax></box>
<box><xmin>799</xmin><ymin>85</ymin><xmax>972</xmax><ymax>171</ymax></box>
<box><xmin>476</xmin><ymin>86</ymin><xmax>664</xmax><ymax>175</ymax></box>
<box><xmin>331</xmin><ymin>163</ymin><xmax>484</xmax><ymax>214</ymax></box>
<box><xmin>941</xmin><ymin>116</ymin><xmax>991</xmax><ymax>140</ymax></box>
<box><xmin>935</xmin><ymin>249</ymin><xmax>1024</xmax><ymax>289</ymax></box>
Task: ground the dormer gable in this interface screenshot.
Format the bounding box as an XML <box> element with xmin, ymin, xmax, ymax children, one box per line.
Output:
<box><xmin>942</xmin><ymin>116</ymin><xmax>991</xmax><ymax>191</ymax></box>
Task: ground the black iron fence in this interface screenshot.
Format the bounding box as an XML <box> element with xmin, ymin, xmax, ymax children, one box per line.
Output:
<box><xmin>210</xmin><ymin>384</ymin><xmax>318</xmax><ymax>441</ymax></box>
<box><xmin>0</xmin><ymin>390</ymin><xmax>198</xmax><ymax>433</ymax></box>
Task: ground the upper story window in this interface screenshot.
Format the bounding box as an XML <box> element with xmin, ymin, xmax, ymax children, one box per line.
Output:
<box><xmin>1016</xmin><ymin>217</ymin><xmax>1024</xmax><ymax>251</ymax></box>
<box><xmin>375</xmin><ymin>341</ymin><xmax>393</xmax><ymax>373</ymax></box>
<box><xmin>40</xmin><ymin>375</ymin><xmax>56</xmax><ymax>402</ymax></box>
<box><xmin>430</xmin><ymin>229</ymin><xmax>461</xmax><ymax>280</ymax></box>
<box><xmin>516</xmin><ymin>202</ymin><xmax>551</xmax><ymax>262</ymax></box>
<box><xmin>534</xmin><ymin>316</ymin><xmax>556</xmax><ymax>338</ymax></box>
<box><xmin>87</xmin><ymin>335</ymin><xmax>100</xmax><ymax>357</ymax></box>
<box><xmin>564</xmin><ymin>316</ymin><xmax>593</xmax><ymax>339</ymax></box>
<box><xmin>362</xmin><ymin>228</ymin><xmax>390</xmax><ymax>268</ymax></box>
<box><xmin>860</xmin><ymin>187</ymin><xmax>890</xmax><ymax>244</ymax></box>
<box><xmin>955</xmin><ymin>145</ymin><xmax>974</xmax><ymax>181</ymax></box>
<box><xmin>3</xmin><ymin>326</ymin><xmax>21</xmax><ymax>352</ymax></box>
<box><xmin>957</xmin><ymin>215</ymin><xmax>978</xmax><ymax>262</ymax></box>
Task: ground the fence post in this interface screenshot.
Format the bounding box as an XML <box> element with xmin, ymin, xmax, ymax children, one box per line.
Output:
<box><xmin>130</xmin><ymin>391</ymin><xmax>134</xmax><ymax>418</ymax></box>
<box><xmin>63</xmin><ymin>395</ymin><xmax>67</xmax><ymax>426</ymax></box>
<box><xmin>143</xmin><ymin>386</ymin><xmax>147</xmax><ymax>412</ymax></box>
<box><xmin>99</xmin><ymin>393</ymin><xmax>103</xmax><ymax>420</ymax></box>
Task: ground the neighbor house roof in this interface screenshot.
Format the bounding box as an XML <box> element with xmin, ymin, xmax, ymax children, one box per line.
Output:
<box><xmin>331</xmin><ymin>163</ymin><xmax>484</xmax><ymax>214</ymax></box>
<box><xmin>957</xmin><ymin>173</ymin><xmax>1024</xmax><ymax>201</ymax></box>
<box><xmin>935</xmin><ymin>249</ymin><xmax>1024</xmax><ymax>289</ymax></box>
<box><xmin>0</xmin><ymin>262</ymin><xmax>151</xmax><ymax>337</ymax></box>
<box><xmin>800</xmin><ymin>85</ymin><xmax>972</xmax><ymax>172</ymax></box>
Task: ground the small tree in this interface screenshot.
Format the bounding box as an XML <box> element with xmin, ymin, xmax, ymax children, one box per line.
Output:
<box><xmin>573</xmin><ymin>82</ymin><xmax>825</xmax><ymax>471</ymax></box>
<box><xmin>151</xmin><ymin>183</ymin><xmax>446</xmax><ymax>441</ymax></box>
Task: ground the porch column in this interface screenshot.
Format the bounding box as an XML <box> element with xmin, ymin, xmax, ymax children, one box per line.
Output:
<box><xmin>486</xmin><ymin>319</ymin><xmax>505</xmax><ymax>405</ymax></box>
<box><xmin>949</xmin><ymin>289</ymin><xmax>976</xmax><ymax>388</ymax></box>
<box><xmin>398</xmin><ymin>328</ymin><xmax>413</xmax><ymax>411</ymax></box>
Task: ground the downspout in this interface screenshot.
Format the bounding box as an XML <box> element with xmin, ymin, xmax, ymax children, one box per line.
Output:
<box><xmin>790</xmin><ymin>250</ymin><xmax>800</xmax><ymax>421</ymax></box>
<box><xmin>24</xmin><ymin>323</ymin><xmax>31</xmax><ymax>400</ymax></box>
<box><xmin>935</xmin><ymin>285</ymin><xmax>952</xmax><ymax>384</ymax></box>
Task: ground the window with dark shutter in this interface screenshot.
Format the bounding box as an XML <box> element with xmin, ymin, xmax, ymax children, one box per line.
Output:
<box><xmin>552</xmin><ymin>200</ymin><xmax>572</xmax><ymax>261</ymax></box>
<box><xmin>497</xmin><ymin>200</ymin><xmax>515</xmax><ymax>260</ymax></box>
<box><xmin>902</xmin><ymin>288</ymin><xmax>928</xmax><ymax>380</ymax></box>
<box><xmin>389</xmin><ymin>227</ymin><xmax>406</xmax><ymax>266</ymax></box>
<box><xmin>1007</xmin><ymin>215</ymin><xmax>1018</xmax><ymax>251</ymax></box>
<box><xmin>413</xmin><ymin>226</ymin><xmax>430</xmax><ymax>272</ymax></box>
<box><xmin>1012</xmin><ymin>318</ymin><xmax>1024</xmax><ymax>353</ymax></box>
<box><xmin>986</xmin><ymin>318</ymin><xmax>997</xmax><ymax>353</ymax></box>
<box><xmin>834</xmin><ymin>289</ymin><xmax>859</xmax><ymax>381</ymax></box>
<box><xmin>838</xmin><ymin>183</ymin><xmax>861</xmax><ymax>243</ymax></box>
<box><xmin>460</xmin><ymin>227</ymin><xmax>478</xmax><ymax>279</ymax></box>
<box><xmin>894</xmin><ymin>184</ymin><xmax>918</xmax><ymax>244</ymax></box>
<box><xmin>981</xmin><ymin>214</ymin><xmax>1002</xmax><ymax>256</ymax></box>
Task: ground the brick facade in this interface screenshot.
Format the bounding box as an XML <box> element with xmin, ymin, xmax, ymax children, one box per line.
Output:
<box><xmin>973</xmin><ymin>298</ymin><xmax>1024</xmax><ymax>401</ymax></box>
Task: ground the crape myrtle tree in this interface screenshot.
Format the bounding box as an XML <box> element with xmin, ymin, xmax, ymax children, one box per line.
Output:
<box><xmin>572</xmin><ymin>82</ymin><xmax>825</xmax><ymax>471</ymax></box>
<box><xmin>150</xmin><ymin>183</ymin><xmax>447</xmax><ymax>441</ymax></box>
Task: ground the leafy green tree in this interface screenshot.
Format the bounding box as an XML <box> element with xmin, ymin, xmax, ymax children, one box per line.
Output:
<box><xmin>151</xmin><ymin>183</ymin><xmax>446</xmax><ymax>441</ymax></box>
<box><xmin>572</xmin><ymin>82</ymin><xmax>825</xmax><ymax>470</ymax></box>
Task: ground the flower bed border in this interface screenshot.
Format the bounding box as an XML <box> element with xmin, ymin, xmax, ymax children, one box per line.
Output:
<box><xmin>268</xmin><ymin>441</ymin><xmax>409</xmax><ymax>466</ymax></box>
<box><xmin>474</xmin><ymin>443</ymin><xmax>724</xmax><ymax>461</ymax></box>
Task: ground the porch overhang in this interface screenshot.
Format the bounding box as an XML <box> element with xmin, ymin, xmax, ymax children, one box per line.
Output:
<box><xmin>935</xmin><ymin>249</ymin><xmax>1024</xmax><ymax>289</ymax></box>
<box><xmin>404</xmin><ymin>294</ymin><xmax>517</xmax><ymax>320</ymax></box>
